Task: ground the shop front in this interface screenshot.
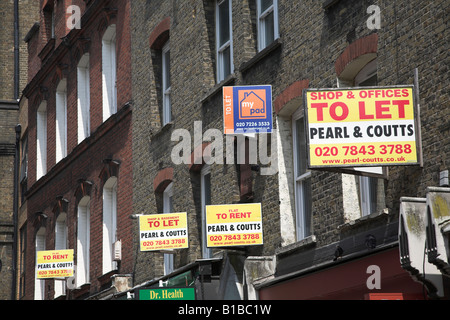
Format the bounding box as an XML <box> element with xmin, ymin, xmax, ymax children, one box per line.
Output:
<box><xmin>257</xmin><ymin>246</ymin><xmax>425</xmax><ymax>300</ymax></box>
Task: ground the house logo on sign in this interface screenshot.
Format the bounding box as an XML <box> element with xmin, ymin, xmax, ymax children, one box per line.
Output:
<box><xmin>223</xmin><ymin>85</ymin><xmax>272</xmax><ymax>134</ymax></box>
<box><xmin>239</xmin><ymin>90</ymin><xmax>266</xmax><ymax>119</ymax></box>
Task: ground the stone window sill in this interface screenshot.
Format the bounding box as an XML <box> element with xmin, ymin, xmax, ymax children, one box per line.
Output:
<box><xmin>239</xmin><ymin>38</ymin><xmax>282</xmax><ymax>74</ymax></box>
<box><xmin>275</xmin><ymin>235</ymin><xmax>317</xmax><ymax>258</ymax></box>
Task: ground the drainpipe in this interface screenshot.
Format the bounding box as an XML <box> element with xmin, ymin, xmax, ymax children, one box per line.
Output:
<box><xmin>14</xmin><ymin>0</ymin><xmax>20</xmax><ymax>100</ymax></box>
<box><xmin>12</xmin><ymin>124</ymin><xmax>21</xmax><ymax>300</ymax></box>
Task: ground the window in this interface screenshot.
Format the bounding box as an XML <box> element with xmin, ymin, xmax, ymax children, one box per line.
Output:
<box><xmin>77</xmin><ymin>196</ymin><xmax>90</xmax><ymax>287</ymax></box>
<box><xmin>162</xmin><ymin>41</ymin><xmax>171</xmax><ymax>125</ymax></box>
<box><xmin>19</xmin><ymin>224</ymin><xmax>27</xmax><ymax>298</ymax></box>
<box><xmin>56</xmin><ymin>79</ymin><xmax>67</xmax><ymax>162</ymax></box>
<box><xmin>102</xmin><ymin>25</ymin><xmax>117</xmax><ymax>121</ymax></box>
<box><xmin>51</xmin><ymin>8</ymin><xmax>55</xmax><ymax>39</ymax></box>
<box><xmin>20</xmin><ymin>135</ymin><xmax>28</xmax><ymax>204</ymax></box>
<box><xmin>77</xmin><ymin>54</ymin><xmax>90</xmax><ymax>143</ymax></box>
<box><xmin>43</xmin><ymin>5</ymin><xmax>55</xmax><ymax>40</ymax></box>
<box><xmin>36</xmin><ymin>102</ymin><xmax>47</xmax><ymax>180</ymax></box>
<box><xmin>354</xmin><ymin>59</ymin><xmax>382</xmax><ymax>217</ymax></box>
<box><xmin>103</xmin><ymin>177</ymin><xmax>117</xmax><ymax>274</ymax></box>
<box><xmin>54</xmin><ymin>213</ymin><xmax>68</xmax><ymax>297</ymax></box>
<box><xmin>257</xmin><ymin>0</ymin><xmax>279</xmax><ymax>51</ymax></box>
<box><xmin>216</xmin><ymin>0</ymin><xmax>233</xmax><ymax>82</ymax></box>
<box><xmin>293</xmin><ymin>111</ymin><xmax>312</xmax><ymax>241</ymax></box>
<box><xmin>34</xmin><ymin>227</ymin><xmax>46</xmax><ymax>300</ymax></box>
<box><xmin>201</xmin><ymin>165</ymin><xmax>212</xmax><ymax>258</ymax></box>
<box><xmin>163</xmin><ymin>182</ymin><xmax>174</xmax><ymax>275</ymax></box>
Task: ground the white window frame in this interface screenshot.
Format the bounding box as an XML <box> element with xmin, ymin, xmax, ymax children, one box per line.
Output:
<box><xmin>20</xmin><ymin>135</ymin><xmax>28</xmax><ymax>182</ymax></box>
<box><xmin>102</xmin><ymin>177</ymin><xmax>118</xmax><ymax>274</ymax></box>
<box><xmin>77</xmin><ymin>54</ymin><xmax>90</xmax><ymax>143</ymax></box>
<box><xmin>201</xmin><ymin>165</ymin><xmax>212</xmax><ymax>258</ymax></box>
<box><xmin>292</xmin><ymin>109</ymin><xmax>312</xmax><ymax>241</ymax></box>
<box><xmin>162</xmin><ymin>41</ymin><xmax>171</xmax><ymax>125</ymax></box>
<box><xmin>216</xmin><ymin>0</ymin><xmax>233</xmax><ymax>82</ymax></box>
<box><xmin>76</xmin><ymin>196</ymin><xmax>90</xmax><ymax>287</ymax></box>
<box><xmin>56</xmin><ymin>79</ymin><xmax>67</xmax><ymax>162</ymax></box>
<box><xmin>36</xmin><ymin>102</ymin><xmax>47</xmax><ymax>180</ymax></box>
<box><xmin>257</xmin><ymin>0</ymin><xmax>279</xmax><ymax>51</ymax></box>
<box><xmin>54</xmin><ymin>213</ymin><xmax>68</xmax><ymax>297</ymax></box>
<box><xmin>354</xmin><ymin>59</ymin><xmax>380</xmax><ymax>217</ymax></box>
<box><xmin>163</xmin><ymin>182</ymin><xmax>174</xmax><ymax>275</ymax></box>
<box><xmin>102</xmin><ymin>25</ymin><xmax>117</xmax><ymax>122</ymax></box>
<box><xmin>34</xmin><ymin>227</ymin><xmax>46</xmax><ymax>300</ymax></box>
<box><xmin>51</xmin><ymin>9</ymin><xmax>55</xmax><ymax>39</ymax></box>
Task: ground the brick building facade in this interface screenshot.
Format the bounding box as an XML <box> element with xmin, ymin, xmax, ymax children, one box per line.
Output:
<box><xmin>16</xmin><ymin>0</ymin><xmax>448</xmax><ymax>300</ymax></box>
<box><xmin>21</xmin><ymin>0</ymin><xmax>133</xmax><ymax>300</ymax></box>
<box><xmin>0</xmin><ymin>0</ymin><xmax>39</xmax><ymax>300</ymax></box>
<box><xmin>128</xmin><ymin>0</ymin><xmax>449</xmax><ymax>300</ymax></box>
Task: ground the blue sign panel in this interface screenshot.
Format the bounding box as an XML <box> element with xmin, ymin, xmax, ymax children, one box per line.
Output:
<box><xmin>223</xmin><ymin>85</ymin><xmax>273</xmax><ymax>134</ymax></box>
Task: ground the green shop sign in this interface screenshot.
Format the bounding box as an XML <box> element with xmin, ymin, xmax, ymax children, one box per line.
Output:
<box><xmin>138</xmin><ymin>287</ymin><xmax>196</xmax><ymax>300</ymax></box>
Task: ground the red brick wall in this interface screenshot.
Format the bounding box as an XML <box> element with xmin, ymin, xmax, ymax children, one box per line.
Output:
<box><xmin>24</xmin><ymin>0</ymin><xmax>132</xmax><ymax>300</ymax></box>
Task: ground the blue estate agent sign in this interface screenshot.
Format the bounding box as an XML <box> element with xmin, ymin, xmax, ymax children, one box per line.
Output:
<box><xmin>223</xmin><ymin>85</ymin><xmax>273</xmax><ymax>134</ymax></box>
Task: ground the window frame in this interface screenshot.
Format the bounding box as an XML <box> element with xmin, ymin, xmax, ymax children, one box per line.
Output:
<box><xmin>102</xmin><ymin>176</ymin><xmax>118</xmax><ymax>275</ymax></box>
<box><xmin>163</xmin><ymin>182</ymin><xmax>174</xmax><ymax>275</ymax></box>
<box><xmin>20</xmin><ymin>135</ymin><xmax>28</xmax><ymax>204</ymax></box>
<box><xmin>36</xmin><ymin>102</ymin><xmax>47</xmax><ymax>180</ymax></box>
<box><xmin>56</xmin><ymin>79</ymin><xmax>68</xmax><ymax>162</ymax></box>
<box><xmin>102</xmin><ymin>25</ymin><xmax>117</xmax><ymax>122</ymax></box>
<box><xmin>256</xmin><ymin>0</ymin><xmax>279</xmax><ymax>51</ymax></box>
<box><xmin>201</xmin><ymin>165</ymin><xmax>212</xmax><ymax>258</ymax></box>
<box><xmin>354</xmin><ymin>59</ymin><xmax>381</xmax><ymax>217</ymax></box>
<box><xmin>215</xmin><ymin>0</ymin><xmax>233</xmax><ymax>82</ymax></box>
<box><xmin>54</xmin><ymin>212</ymin><xmax>68</xmax><ymax>297</ymax></box>
<box><xmin>76</xmin><ymin>196</ymin><xmax>90</xmax><ymax>288</ymax></box>
<box><xmin>34</xmin><ymin>228</ymin><xmax>46</xmax><ymax>300</ymax></box>
<box><xmin>19</xmin><ymin>224</ymin><xmax>27</xmax><ymax>298</ymax></box>
<box><xmin>162</xmin><ymin>41</ymin><xmax>171</xmax><ymax>125</ymax></box>
<box><xmin>77</xmin><ymin>54</ymin><xmax>90</xmax><ymax>143</ymax></box>
<box><xmin>292</xmin><ymin>109</ymin><xmax>312</xmax><ymax>241</ymax></box>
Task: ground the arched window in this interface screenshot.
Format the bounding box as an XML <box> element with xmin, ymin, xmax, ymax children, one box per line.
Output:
<box><xmin>34</xmin><ymin>227</ymin><xmax>46</xmax><ymax>300</ymax></box>
<box><xmin>200</xmin><ymin>165</ymin><xmax>212</xmax><ymax>258</ymax></box>
<box><xmin>292</xmin><ymin>109</ymin><xmax>312</xmax><ymax>241</ymax></box>
<box><xmin>36</xmin><ymin>101</ymin><xmax>47</xmax><ymax>180</ymax></box>
<box><xmin>335</xmin><ymin>34</ymin><xmax>386</xmax><ymax>219</ymax></box>
<box><xmin>77</xmin><ymin>54</ymin><xmax>90</xmax><ymax>143</ymax></box>
<box><xmin>54</xmin><ymin>212</ymin><xmax>67</xmax><ymax>297</ymax></box>
<box><xmin>149</xmin><ymin>17</ymin><xmax>171</xmax><ymax>127</ymax></box>
<box><xmin>76</xmin><ymin>196</ymin><xmax>90</xmax><ymax>287</ymax></box>
<box><xmin>162</xmin><ymin>41</ymin><xmax>171</xmax><ymax>125</ymax></box>
<box><xmin>102</xmin><ymin>24</ymin><xmax>117</xmax><ymax>121</ymax></box>
<box><xmin>56</xmin><ymin>79</ymin><xmax>67</xmax><ymax>162</ymax></box>
<box><xmin>102</xmin><ymin>176</ymin><xmax>117</xmax><ymax>274</ymax></box>
<box><xmin>163</xmin><ymin>182</ymin><xmax>174</xmax><ymax>274</ymax></box>
<box><xmin>354</xmin><ymin>60</ymin><xmax>382</xmax><ymax>217</ymax></box>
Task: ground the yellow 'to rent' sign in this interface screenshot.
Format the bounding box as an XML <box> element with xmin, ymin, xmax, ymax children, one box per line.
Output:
<box><xmin>36</xmin><ymin>249</ymin><xmax>74</xmax><ymax>279</ymax></box>
<box><xmin>206</xmin><ymin>203</ymin><xmax>263</xmax><ymax>247</ymax></box>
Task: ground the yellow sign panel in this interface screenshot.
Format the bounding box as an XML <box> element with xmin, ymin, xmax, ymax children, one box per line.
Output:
<box><xmin>304</xmin><ymin>86</ymin><xmax>419</xmax><ymax>168</ymax></box>
<box><xmin>139</xmin><ymin>212</ymin><xmax>189</xmax><ymax>251</ymax></box>
<box><xmin>36</xmin><ymin>249</ymin><xmax>74</xmax><ymax>279</ymax></box>
<box><xmin>206</xmin><ymin>203</ymin><xmax>263</xmax><ymax>247</ymax></box>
